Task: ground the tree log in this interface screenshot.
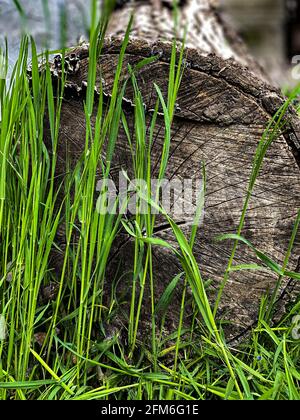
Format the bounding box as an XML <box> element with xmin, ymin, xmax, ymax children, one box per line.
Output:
<box><xmin>46</xmin><ymin>0</ymin><xmax>300</xmax><ymax>341</ymax></box>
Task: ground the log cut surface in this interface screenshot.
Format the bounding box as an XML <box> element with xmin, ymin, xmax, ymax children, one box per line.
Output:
<box><xmin>46</xmin><ymin>38</ymin><xmax>300</xmax><ymax>340</ymax></box>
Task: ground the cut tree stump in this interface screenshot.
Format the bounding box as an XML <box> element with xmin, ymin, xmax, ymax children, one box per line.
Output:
<box><xmin>44</xmin><ymin>0</ymin><xmax>300</xmax><ymax>341</ymax></box>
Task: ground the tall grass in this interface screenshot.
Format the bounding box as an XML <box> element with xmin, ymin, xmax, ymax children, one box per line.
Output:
<box><xmin>0</xmin><ymin>0</ymin><xmax>300</xmax><ymax>400</ymax></box>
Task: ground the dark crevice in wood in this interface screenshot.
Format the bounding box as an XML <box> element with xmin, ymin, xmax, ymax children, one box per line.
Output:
<box><xmin>152</xmin><ymin>220</ymin><xmax>188</xmax><ymax>234</ymax></box>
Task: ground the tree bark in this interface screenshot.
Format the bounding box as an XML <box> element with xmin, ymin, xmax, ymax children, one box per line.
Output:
<box><xmin>45</xmin><ymin>0</ymin><xmax>300</xmax><ymax>341</ymax></box>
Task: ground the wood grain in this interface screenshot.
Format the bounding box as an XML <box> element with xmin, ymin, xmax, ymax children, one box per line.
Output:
<box><xmin>44</xmin><ymin>37</ymin><xmax>300</xmax><ymax>340</ymax></box>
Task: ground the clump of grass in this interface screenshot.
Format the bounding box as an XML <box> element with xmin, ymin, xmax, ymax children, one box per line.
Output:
<box><xmin>0</xmin><ymin>0</ymin><xmax>300</xmax><ymax>401</ymax></box>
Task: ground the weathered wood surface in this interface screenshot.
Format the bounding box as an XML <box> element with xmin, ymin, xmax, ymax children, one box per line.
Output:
<box><xmin>109</xmin><ymin>0</ymin><xmax>265</xmax><ymax>78</ymax></box>
<box><xmin>45</xmin><ymin>0</ymin><xmax>300</xmax><ymax>340</ymax></box>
